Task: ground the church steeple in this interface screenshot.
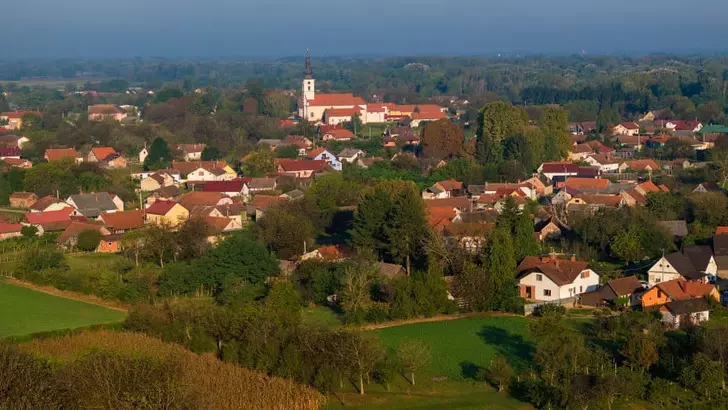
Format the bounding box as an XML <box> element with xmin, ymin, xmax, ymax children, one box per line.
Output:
<box><xmin>302</xmin><ymin>49</ymin><xmax>315</xmax><ymax>111</ymax></box>
<box><xmin>304</xmin><ymin>48</ymin><xmax>313</xmax><ymax>79</ymax></box>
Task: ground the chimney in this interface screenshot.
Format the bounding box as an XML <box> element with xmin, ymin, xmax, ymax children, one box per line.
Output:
<box><xmin>570</xmin><ymin>254</ymin><xmax>576</xmax><ymax>262</ymax></box>
<box><xmin>540</xmin><ymin>255</ymin><xmax>550</xmax><ymax>263</ymax></box>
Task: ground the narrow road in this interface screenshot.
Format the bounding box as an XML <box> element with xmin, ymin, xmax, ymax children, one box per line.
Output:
<box><xmin>360</xmin><ymin>312</ymin><xmax>523</xmax><ymax>330</ymax></box>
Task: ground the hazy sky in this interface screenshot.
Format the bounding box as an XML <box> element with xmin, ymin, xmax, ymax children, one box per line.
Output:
<box><xmin>2</xmin><ymin>0</ymin><xmax>727</xmax><ymax>58</ymax></box>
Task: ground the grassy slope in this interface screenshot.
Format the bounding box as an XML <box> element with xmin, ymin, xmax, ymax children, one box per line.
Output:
<box><xmin>376</xmin><ymin>316</ymin><xmax>532</xmax><ymax>380</ymax></box>
<box><xmin>324</xmin><ymin>316</ymin><xmax>535</xmax><ymax>409</ymax></box>
<box><xmin>0</xmin><ymin>280</ymin><xmax>126</xmax><ymax>337</ymax></box>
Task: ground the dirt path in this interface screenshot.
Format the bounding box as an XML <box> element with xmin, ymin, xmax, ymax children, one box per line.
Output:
<box><xmin>360</xmin><ymin>312</ymin><xmax>523</xmax><ymax>330</ymax></box>
<box><xmin>3</xmin><ymin>277</ymin><xmax>130</xmax><ymax>313</ymax></box>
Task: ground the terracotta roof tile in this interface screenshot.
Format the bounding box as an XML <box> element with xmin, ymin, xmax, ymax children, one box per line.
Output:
<box><xmin>99</xmin><ymin>210</ymin><xmax>144</xmax><ymax>231</ymax></box>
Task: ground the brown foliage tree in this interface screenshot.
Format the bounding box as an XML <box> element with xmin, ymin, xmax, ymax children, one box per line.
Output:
<box><xmin>420</xmin><ymin>119</ymin><xmax>464</xmax><ymax>160</ymax></box>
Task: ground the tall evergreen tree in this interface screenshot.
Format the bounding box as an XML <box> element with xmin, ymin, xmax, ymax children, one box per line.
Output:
<box><xmin>144</xmin><ymin>137</ymin><xmax>172</xmax><ymax>169</ymax></box>
<box><xmin>483</xmin><ymin>226</ymin><xmax>518</xmax><ymax>311</ymax></box>
<box><xmin>350</xmin><ymin>187</ymin><xmax>392</xmax><ymax>255</ymax></box>
<box><xmin>384</xmin><ymin>184</ymin><xmax>427</xmax><ymax>275</ymax></box>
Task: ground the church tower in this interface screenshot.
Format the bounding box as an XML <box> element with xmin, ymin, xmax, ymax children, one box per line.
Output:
<box><xmin>302</xmin><ymin>49</ymin><xmax>315</xmax><ymax>105</ymax></box>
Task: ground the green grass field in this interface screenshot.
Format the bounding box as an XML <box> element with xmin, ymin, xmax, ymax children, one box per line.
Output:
<box><xmin>0</xmin><ymin>280</ymin><xmax>126</xmax><ymax>338</ymax></box>
<box><xmin>376</xmin><ymin>316</ymin><xmax>532</xmax><ymax>381</ymax></box>
<box><xmin>324</xmin><ymin>316</ymin><xmax>534</xmax><ymax>409</ymax></box>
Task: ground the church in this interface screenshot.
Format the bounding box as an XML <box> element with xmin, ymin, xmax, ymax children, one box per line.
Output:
<box><xmin>298</xmin><ymin>52</ymin><xmax>447</xmax><ymax>127</ymax></box>
<box><xmin>298</xmin><ymin>52</ymin><xmax>369</xmax><ymax>124</ymax></box>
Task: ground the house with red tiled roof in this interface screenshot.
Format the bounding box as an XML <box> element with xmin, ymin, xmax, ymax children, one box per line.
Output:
<box><xmin>145</xmin><ymin>200</ymin><xmax>189</xmax><ymax>226</ymax></box>
<box><xmin>44</xmin><ymin>148</ymin><xmax>82</xmax><ymax>163</ymax></box>
<box><xmin>9</xmin><ymin>192</ymin><xmax>38</xmax><ymax>209</ymax></box>
<box><xmin>321</xmin><ymin>128</ymin><xmax>355</xmax><ymax>142</ymax></box>
<box><xmin>517</xmin><ymin>254</ymin><xmax>599</xmax><ymax>302</ymax></box>
<box><xmin>410</xmin><ymin>111</ymin><xmax>448</xmax><ymax>128</ymax></box>
<box><xmin>564</xmin><ymin>178</ymin><xmax>610</xmax><ymax>192</ymax></box>
<box><xmin>300</xmin><ymin>244</ymin><xmax>351</xmax><ymax>262</ymax></box>
<box><xmin>276</xmin><ymin>159</ymin><xmax>330</xmax><ymax>179</ymax></box>
<box><xmin>324</xmin><ymin>107</ymin><xmax>362</xmax><ymax>126</ymax></box>
<box><xmin>171</xmin><ymin>144</ymin><xmax>207</xmax><ymax>161</ymax></box>
<box><xmin>98</xmin><ymin>210</ymin><xmax>145</xmax><ymax>234</ymax></box>
<box><xmin>0</xmin><ymin>222</ymin><xmax>23</xmax><ymax>240</ymax></box>
<box><xmin>0</xmin><ymin>111</ymin><xmax>41</xmax><ymax>130</ymax></box>
<box><xmin>305</xmin><ymin>148</ymin><xmax>342</xmax><ymax>171</ymax></box>
<box><xmin>202</xmin><ymin>179</ymin><xmax>251</xmax><ymax>199</ymax></box>
<box><xmin>568</xmin><ymin>194</ymin><xmax>623</xmax><ymax>208</ymax></box>
<box><xmin>618</xmin><ymin>159</ymin><xmax>661</xmax><ymax>174</ymax></box>
<box><xmin>612</xmin><ymin>122</ymin><xmax>640</xmax><ymax>136</ymax></box>
<box><xmin>88</xmin><ymin>105</ymin><xmax>127</xmax><ymax>122</ymax></box>
<box><xmin>178</xmin><ymin>192</ymin><xmax>233</xmax><ymax>211</ymax></box>
<box><xmin>88</xmin><ymin>147</ymin><xmax>128</xmax><ymax>169</ymax></box>
<box><xmin>23</xmin><ymin>208</ymin><xmax>75</xmax><ymax>234</ymax></box>
<box><xmin>29</xmin><ymin>196</ymin><xmax>72</xmax><ymax>213</ymax></box>
<box><xmin>422</xmin><ymin>180</ymin><xmax>464</xmax><ymax>199</ymax></box>
<box><xmin>248</xmin><ymin>194</ymin><xmax>286</xmax><ymax>219</ymax></box>
<box><xmin>56</xmin><ymin>222</ymin><xmax>111</xmax><ymax>250</ymax></box>
<box><xmin>584</xmin><ymin>154</ymin><xmax>620</xmax><ymax>173</ymax></box>
<box><xmin>642</xmin><ymin>278</ymin><xmax>719</xmax><ymax>309</ymax></box>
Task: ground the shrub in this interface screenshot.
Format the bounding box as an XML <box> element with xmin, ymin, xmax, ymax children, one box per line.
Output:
<box><xmin>76</xmin><ymin>230</ymin><xmax>102</xmax><ymax>252</ymax></box>
<box><xmin>533</xmin><ymin>303</ymin><xmax>566</xmax><ymax>318</ymax></box>
<box><xmin>365</xmin><ymin>302</ymin><xmax>390</xmax><ymax>323</ymax></box>
<box><xmin>20</xmin><ymin>225</ymin><xmax>38</xmax><ymax>238</ymax></box>
<box><xmin>19</xmin><ymin>248</ymin><xmax>67</xmax><ymax>272</ymax></box>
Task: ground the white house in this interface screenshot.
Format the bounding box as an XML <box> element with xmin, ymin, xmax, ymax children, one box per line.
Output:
<box><xmin>186</xmin><ymin>166</ymin><xmax>233</xmax><ymax>182</ymax></box>
<box><xmin>584</xmin><ymin>154</ymin><xmax>620</xmax><ymax>173</ymax></box>
<box><xmin>306</xmin><ymin>148</ymin><xmax>342</xmax><ymax>171</ymax></box>
<box><xmin>660</xmin><ymin>298</ymin><xmax>711</xmax><ymax>329</ymax></box>
<box><xmin>517</xmin><ymin>255</ymin><xmax>599</xmax><ymax>302</ymax></box>
<box><xmin>647</xmin><ymin>247</ymin><xmax>715</xmax><ymax>287</ymax></box>
<box><xmin>337</xmin><ymin>148</ymin><xmax>365</xmax><ymax>164</ymax></box>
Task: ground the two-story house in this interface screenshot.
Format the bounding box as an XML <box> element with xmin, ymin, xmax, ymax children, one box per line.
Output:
<box><xmin>517</xmin><ymin>254</ymin><xmax>600</xmax><ymax>302</ymax></box>
<box><xmin>647</xmin><ymin>246</ymin><xmax>716</xmax><ymax>287</ymax></box>
<box><xmin>306</xmin><ymin>148</ymin><xmax>342</xmax><ymax>171</ymax></box>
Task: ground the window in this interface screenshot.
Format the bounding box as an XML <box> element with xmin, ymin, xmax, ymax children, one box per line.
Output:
<box><xmin>580</xmin><ymin>286</ymin><xmax>583</xmax><ymax>293</ymax></box>
<box><xmin>308</xmin><ymin>86</ymin><xmax>311</xmax><ymax>91</ymax></box>
<box><xmin>581</xmin><ymin>271</ymin><xmax>590</xmax><ymax>278</ymax></box>
<box><xmin>657</xmin><ymin>290</ymin><xmax>663</xmax><ymax>298</ymax></box>
<box><xmin>198</xmin><ymin>171</ymin><xmax>204</xmax><ymax>176</ymax></box>
<box><xmin>536</xmin><ymin>274</ymin><xmax>543</xmax><ymax>282</ymax></box>
<box><xmin>543</xmin><ymin>289</ymin><xmax>552</xmax><ymax>297</ymax></box>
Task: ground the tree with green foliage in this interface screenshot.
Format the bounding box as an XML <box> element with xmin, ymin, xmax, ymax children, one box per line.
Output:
<box><xmin>476</xmin><ymin>102</ymin><xmax>527</xmax><ymax>165</ymax></box>
<box><xmin>23</xmin><ymin>159</ymin><xmax>78</xmax><ymax>197</ymax></box>
<box><xmin>261</xmin><ymin>93</ymin><xmax>292</xmax><ymax>118</ymax></box>
<box><xmin>611</xmin><ymin>226</ymin><xmax>644</xmax><ymax>263</ymax></box>
<box><xmin>420</xmin><ymin>119</ymin><xmax>464</xmax><ymax>160</ymax></box>
<box><xmin>154</xmin><ymin>86</ymin><xmax>184</xmax><ymax>103</ymax></box>
<box><xmin>21</xmin><ymin>225</ymin><xmax>38</xmax><ymax>238</ymax></box>
<box><xmin>201</xmin><ymin>146</ymin><xmax>221</xmax><ymax>161</ymax></box>
<box><xmin>350</xmin><ymin>187</ymin><xmax>392</xmax><ymax>255</ymax></box>
<box><xmin>483</xmin><ymin>225</ymin><xmax>519</xmax><ymax>311</ymax></box>
<box><xmin>275</xmin><ymin>144</ymin><xmax>299</xmax><ymax>159</ymax></box>
<box><xmin>254</xmin><ymin>202</ymin><xmax>316</xmax><ymax>260</ymax></box>
<box><xmin>396</xmin><ymin>340</ymin><xmax>431</xmax><ymax>386</ymax></box>
<box><xmin>680</xmin><ymin>353</ymin><xmax>723</xmax><ymax>399</ymax></box>
<box><xmin>144</xmin><ymin>137</ymin><xmax>172</xmax><ymax>170</ymax></box>
<box><xmin>453</xmin><ymin>261</ymin><xmax>490</xmax><ymax>312</ymax></box>
<box><xmin>345</xmin><ymin>113</ymin><xmax>363</xmax><ymax>135</ymax></box>
<box><xmin>20</xmin><ymin>248</ymin><xmax>67</xmax><ymax>272</ymax></box>
<box><xmin>76</xmin><ymin>230</ymin><xmax>102</xmax><ymax>251</ymax></box>
<box><xmin>620</xmin><ymin>332</ymin><xmax>658</xmax><ymax>373</ymax></box>
<box><xmin>482</xmin><ymin>355</ymin><xmax>514</xmax><ymax>392</ymax></box>
<box><xmin>384</xmin><ymin>184</ymin><xmax>427</xmax><ymax>275</ymax></box>
<box><xmin>242</xmin><ymin>149</ymin><xmax>275</xmax><ymax>177</ymax></box>
<box><xmin>539</xmin><ymin>106</ymin><xmax>571</xmax><ymax>161</ymax></box>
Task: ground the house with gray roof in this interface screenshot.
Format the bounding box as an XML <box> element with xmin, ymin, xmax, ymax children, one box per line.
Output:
<box><xmin>66</xmin><ymin>193</ymin><xmax>123</xmax><ymax>218</ymax></box>
<box><xmin>337</xmin><ymin>148</ymin><xmax>365</xmax><ymax>163</ymax></box>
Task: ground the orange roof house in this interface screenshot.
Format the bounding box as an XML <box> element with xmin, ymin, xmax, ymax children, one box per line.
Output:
<box><xmin>98</xmin><ymin>210</ymin><xmax>144</xmax><ymax>234</ymax></box>
<box><xmin>642</xmin><ymin>278</ymin><xmax>719</xmax><ymax>309</ymax></box>
<box><xmin>564</xmin><ymin>178</ymin><xmax>610</xmax><ymax>191</ymax></box>
<box><xmin>89</xmin><ymin>147</ymin><xmax>117</xmax><ymax>162</ymax></box>
<box><xmin>44</xmin><ymin>148</ymin><xmax>80</xmax><ymax>162</ymax></box>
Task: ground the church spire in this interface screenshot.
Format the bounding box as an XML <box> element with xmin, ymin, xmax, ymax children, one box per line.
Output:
<box><xmin>304</xmin><ymin>48</ymin><xmax>313</xmax><ymax>79</ymax></box>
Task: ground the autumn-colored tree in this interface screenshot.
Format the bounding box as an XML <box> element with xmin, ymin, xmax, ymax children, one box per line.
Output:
<box><xmin>420</xmin><ymin>119</ymin><xmax>464</xmax><ymax>160</ymax></box>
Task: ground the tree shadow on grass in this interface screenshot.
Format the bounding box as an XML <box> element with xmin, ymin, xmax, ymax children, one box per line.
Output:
<box><xmin>477</xmin><ymin>325</ymin><xmax>535</xmax><ymax>370</ymax></box>
<box><xmin>459</xmin><ymin>360</ymin><xmax>482</xmax><ymax>379</ymax></box>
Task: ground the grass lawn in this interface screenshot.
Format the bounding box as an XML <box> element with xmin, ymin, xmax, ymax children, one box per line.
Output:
<box><xmin>376</xmin><ymin>316</ymin><xmax>532</xmax><ymax>381</ymax></box>
<box><xmin>65</xmin><ymin>252</ymin><xmax>129</xmax><ymax>272</ymax></box>
<box><xmin>324</xmin><ymin>379</ymin><xmax>531</xmax><ymax>410</ymax></box>
<box><xmin>0</xmin><ymin>280</ymin><xmax>126</xmax><ymax>338</ymax></box>
<box><xmin>301</xmin><ymin>305</ymin><xmax>343</xmax><ymax>328</ymax></box>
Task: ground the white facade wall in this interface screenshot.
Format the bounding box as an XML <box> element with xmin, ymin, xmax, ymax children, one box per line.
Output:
<box><xmin>519</xmin><ymin>269</ymin><xmax>599</xmax><ymax>301</ymax></box>
<box><xmin>648</xmin><ymin>257</ymin><xmax>682</xmax><ymax>287</ymax></box>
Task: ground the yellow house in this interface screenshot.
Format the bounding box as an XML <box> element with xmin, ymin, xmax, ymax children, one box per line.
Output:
<box><xmin>144</xmin><ymin>201</ymin><xmax>189</xmax><ymax>226</ymax></box>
